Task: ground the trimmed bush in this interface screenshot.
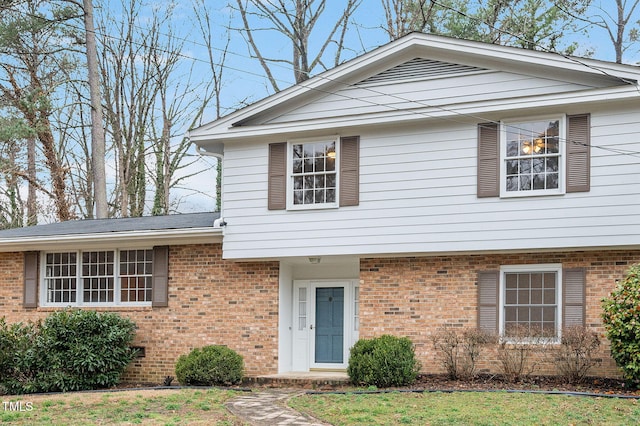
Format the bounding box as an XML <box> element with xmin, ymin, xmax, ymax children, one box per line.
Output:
<box><xmin>347</xmin><ymin>335</ymin><xmax>420</xmax><ymax>387</ymax></box>
<box><xmin>602</xmin><ymin>264</ymin><xmax>640</xmax><ymax>388</ymax></box>
<box><xmin>0</xmin><ymin>310</ymin><xmax>137</xmax><ymax>394</ymax></box>
<box><xmin>175</xmin><ymin>345</ymin><xmax>244</xmax><ymax>386</ymax></box>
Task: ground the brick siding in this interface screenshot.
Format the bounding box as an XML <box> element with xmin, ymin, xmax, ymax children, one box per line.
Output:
<box><xmin>1</xmin><ymin>245</ymin><xmax>636</xmax><ymax>381</ymax></box>
<box><xmin>359</xmin><ymin>251</ymin><xmax>640</xmax><ymax>377</ymax></box>
<box><xmin>0</xmin><ymin>244</ymin><xmax>279</xmax><ymax>384</ymax></box>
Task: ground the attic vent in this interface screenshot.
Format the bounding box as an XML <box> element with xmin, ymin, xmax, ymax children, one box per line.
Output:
<box><xmin>358</xmin><ymin>58</ymin><xmax>486</xmax><ymax>86</ymax></box>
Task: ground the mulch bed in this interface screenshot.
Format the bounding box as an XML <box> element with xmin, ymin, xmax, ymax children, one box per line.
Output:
<box><xmin>116</xmin><ymin>374</ymin><xmax>640</xmax><ymax>397</ymax></box>
<box><xmin>385</xmin><ymin>374</ymin><xmax>640</xmax><ymax>397</ymax></box>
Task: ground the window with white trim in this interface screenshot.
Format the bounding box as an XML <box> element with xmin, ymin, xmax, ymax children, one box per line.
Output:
<box><xmin>43</xmin><ymin>249</ymin><xmax>153</xmax><ymax>306</ymax></box>
<box><xmin>501</xmin><ymin>118</ymin><xmax>564</xmax><ymax>196</ymax></box>
<box><xmin>289</xmin><ymin>138</ymin><xmax>338</xmax><ymax>208</ymax></box>
<box><xmin>500</xmin><ymin>265</ymin><xmax>561</xmax><ymax>339</ymax></box>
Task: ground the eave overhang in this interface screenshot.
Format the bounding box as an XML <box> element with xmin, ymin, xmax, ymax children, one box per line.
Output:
<box><xmin>0</xmin><ymin>227</ymin><xmax>223</xmax><ymax>252</ymax></box>
<box><xmin>191</xmin><ymin>84</ymin><xmax>640</xmax><ymax>145</ymax></box>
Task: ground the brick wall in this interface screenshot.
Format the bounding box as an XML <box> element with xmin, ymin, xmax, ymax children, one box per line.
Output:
<box><xmin>359</xmin><ymin>251</ymin><xmax>640</xmax><ymax>378</ymax></box>
<box><xmin>0</xmin><ymin>244</ymin><xmax>279</xmax><ymax>384</ymax></box>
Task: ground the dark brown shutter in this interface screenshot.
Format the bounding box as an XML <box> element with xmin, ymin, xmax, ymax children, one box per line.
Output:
<box><xmin>477</xmin><ymin>123</ymin><xmax>499</xmax><ymax>198</ymax></box>
<box><xmin>23</xmin><ymin>252</ymin><xmax>38</xmax><ymax>308</ymax></box>
<box><xmin>340</xmin><ymin>136</ymin><xmax>360</xmax><ymax>207</ymax></box>
<box><xmin>152</xmin><ymin>246</ymin><xmax>169</xmax><ymax>307</ymax></box>
<box><xmin>477</xmin><ymin>270</ymin><xmax>499</xmax><ymax>333</ymax></box>
<box><xmin>268</xmin><ymin>142</ymin><xmax>287</xmax><ymax>210</ymax></box>
<box><xmin>566</xmin><ymin>114</ymin><xmax>591</xmax><ymax>193</ymax></box>
<box><xmin>562</xmin><ymin>268</ymin><xmax>585</xmax><ymax>327</ymax></box>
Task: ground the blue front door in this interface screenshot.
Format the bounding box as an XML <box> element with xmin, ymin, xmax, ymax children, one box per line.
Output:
<box><xmin>314</xmin><ymin>287</ymin><xmax>345</xmax><ymax>364</ymax></box>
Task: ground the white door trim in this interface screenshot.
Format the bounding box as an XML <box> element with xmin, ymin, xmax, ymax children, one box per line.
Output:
<box><xmin>292</xmin><ymin>279</ymin><xmax>359</xmax><ymax>371</ymax></box>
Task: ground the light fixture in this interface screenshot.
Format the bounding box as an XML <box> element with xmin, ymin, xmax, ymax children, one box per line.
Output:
<box><xmin>533</xmin><ymin>138</ymin><xmax>545</xmax><ymax>153</ymax></box>
<box><xmin>521</xmin><ymin>139</ymin><xmax>545</xmax><ymax>155</ymax></box>
<box><xmin>308</xmin><ymin>257</ymin><xmax>321</xmax><ymax>264</ymax></box>
<box><xmin>327</xmin><ymin>150</ymin><xmax>336</xmax><ymax>159</ymax></box>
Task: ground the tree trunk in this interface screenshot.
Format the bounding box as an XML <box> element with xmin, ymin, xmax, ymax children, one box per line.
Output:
<box><xmin>83</xmin><ymin>0</ymin><xmax>108</xmax><ymax>218</ymax></box>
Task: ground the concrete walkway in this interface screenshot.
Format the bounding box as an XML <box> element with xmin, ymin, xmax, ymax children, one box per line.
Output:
<box><xmin>225</xmin><ymin>389</ymin><xmax>331</xmax><ymax>425</ymax></box>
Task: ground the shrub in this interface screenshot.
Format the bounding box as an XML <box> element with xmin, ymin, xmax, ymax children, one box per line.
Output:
<box><xmin>431</xmin><ymin>327</ymin><xmax>495</xmax><ymax>380</ymax></box>
<box><xmin>0</xmin><ymin>310</ymin><xmax>137</xmax><ymax>394</ymax></box>
<box><xmin>602</xmin><ymin>264</ymin><xmax>640</xmax><ymax>388</ymax></box>
<box><xmin>347</xmin><ymin>335</ymin><xmax>420</xmax><ymax>387</ymax></box>
<box><xmin>0</xmin><ymin>318</ymin><xmax>40</xmax><ymax>395</ymax></box>
<box><xmin>496</xmin><ymin>325</ymin><xmax>547</xmax><ymax>382</ymax></box>
<box><xmin>175</xmin><ymin>345</ymin><xmax>244</xmax><ymax>386</ymax></box>
<box><xmin>552</xmin><ymin>326</ymin><xmax>601</xmax><ymax>384</ymax></box>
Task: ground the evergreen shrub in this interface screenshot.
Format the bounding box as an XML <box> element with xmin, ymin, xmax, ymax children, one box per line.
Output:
<box><xmin>175</xmin><ymin>345</ymin><xmax>244</xmax><ymax>386</ymax></box>
<box><xmin>347</xmin><ymin>334</ymin><xmax>420</xmax><ymax>387</ymax></box>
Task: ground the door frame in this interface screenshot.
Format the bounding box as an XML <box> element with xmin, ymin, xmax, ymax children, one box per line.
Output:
<box><xmin>292</xmin><ymin>279</ymin><xmax>359</xmax><ymax>371</ymax></box>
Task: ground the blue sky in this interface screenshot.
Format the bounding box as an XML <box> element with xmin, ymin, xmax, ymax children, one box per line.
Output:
<box><xmin>107</xmin><ymin>0</ymin><xmax>640</xmax><ymax>214</ymax></box>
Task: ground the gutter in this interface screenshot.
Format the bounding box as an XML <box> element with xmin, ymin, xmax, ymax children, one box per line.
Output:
<box><xmin>0</xmin><ymin>227</ymin><xmax>223</xmax><ymax>252</ymax></box>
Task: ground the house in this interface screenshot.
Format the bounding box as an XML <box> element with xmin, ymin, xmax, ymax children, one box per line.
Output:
<box><xmin>2</xmin><ymin>33</ymin><xmax>640</xmax><ymax>381</ymax></box>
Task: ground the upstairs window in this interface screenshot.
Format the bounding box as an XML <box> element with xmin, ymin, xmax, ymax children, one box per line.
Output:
<box><xmin>502</xmin><ymin>118</ymin><xmax>563</xmax><ymax>196</ymax></box>
<box><xmin>268</xmin><ymin>137</ymin><xmax>359</xmax><ymax>210</ymax></box>
<box><xmin>43</xmin><ymin>249</ymin><xmax>153</xmax><ymax>306</ymax></box>
<box><xmin>289</xmin><ymin>138</ymin><xmax>338</xmax><ymax>208</ymax></box>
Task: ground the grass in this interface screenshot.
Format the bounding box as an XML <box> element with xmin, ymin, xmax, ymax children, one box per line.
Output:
<box><xmin>289</xmin><ymin>391</ymin><xmax>640</xmax><ymax>425</ymax></box>
<box><xmin>0</xmin><ymin>388</ymin><xmax>243</xmax><ymax>425</ymax></box>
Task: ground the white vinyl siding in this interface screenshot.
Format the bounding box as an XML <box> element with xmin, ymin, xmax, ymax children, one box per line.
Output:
<box><xmin>221</xmin><ymin>105</ymin><xmax>640</xmax><ymax>259</ymax></box>
<box><xmin>265</xmin><ymin>71</ymin><xmax>594</xmax><ymax>125</ymax></box>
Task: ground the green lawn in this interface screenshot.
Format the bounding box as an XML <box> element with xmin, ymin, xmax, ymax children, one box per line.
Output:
<box><xmin>290</xmin><ymin>391</ymin><xmax>640</xmax><ymax>425</ymax></box>
<box><xmin>0</xmin><ymin>388</ymin><xmax>243</xmax><ymax>425</ymax></box>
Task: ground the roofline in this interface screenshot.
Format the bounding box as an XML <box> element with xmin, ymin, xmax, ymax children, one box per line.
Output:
<box><xmin>188</xmin><ymin>33</ymin><xmax>640</xmax><ymax>145</ymax></box>
<box><xmin>0</xmin><ymin>227</ymin><xmax>222</xmax><ymax>252</ymax></box>
<box><xmin>190</xmin><ymin>85</ymin><xmax>640</xmax><ymax>143</ymax></box>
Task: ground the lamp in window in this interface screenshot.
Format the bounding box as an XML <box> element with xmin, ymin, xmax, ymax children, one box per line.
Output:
<box><xmin>521</xmin><ymin>138</ymin><xmax>545</xmax><ymax>155</ymax></box>
<box><xmin>533</xmin><ymin>138</ymin><xmax>545</xmax><ymax>153</ymax></box>
<box><xmin>327</xmin><ymin>147</ymin><xmax>336</xmax><ymax>159</ymax></box>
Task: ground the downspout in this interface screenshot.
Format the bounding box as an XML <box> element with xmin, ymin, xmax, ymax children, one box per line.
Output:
<box><xmin>191</xmin><ymin>138</ymin><xmax>225</xmax><ymax>229</ymax></box>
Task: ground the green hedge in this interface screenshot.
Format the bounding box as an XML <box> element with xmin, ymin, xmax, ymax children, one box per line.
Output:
<box><xmin>175</xmin><ymin>345</ymin><xmax>244</xmax><ymax>386</ymax></box>
<box><xmin>0</xmin><ymin>310</ymin><xmax>137</xmax><ymax>394</ymax></box>
<box><xmin>602</xmin><ymin>264</ymin><xmax>640</xmax><ymax>388</ymax></box>
<box><xmin>347</xmin><ymin>335</ymin><xmax>420</xmax><ymax>387</ymax></box>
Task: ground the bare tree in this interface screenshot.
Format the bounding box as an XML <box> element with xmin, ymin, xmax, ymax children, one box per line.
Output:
<box><xmin>97</xmin><ymin>0</ymin><xmax>160</xmax><ymax>217</ymax></box>
<box><xmin>560</xmin><ymin>0</ymin><xmax>639</xmax><ymax>63</ymax></box>
<box><xmin>381</xmin><ymin>0</ymin><xmax>440</xmax><ymax>39</ymax></box>
<box><xmin>234</xmin><ymin>0</ymin><xmax>361</xmax><ymax>92</ymax></box>
<box><xmin>193</xmin><ymin>0</ymin><xmax>236</xmax><ymax>212</ymax></box>
<box><xmin>82</xmin><ymin>0</ymin><xmax>107</xmax><ymax>218</ymax></box>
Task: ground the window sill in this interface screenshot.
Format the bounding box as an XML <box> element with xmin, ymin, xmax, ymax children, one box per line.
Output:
<box><xmin>37</xmin><ymin>305</ymin><xmax>153</xmax><ymax>312</ymax></box>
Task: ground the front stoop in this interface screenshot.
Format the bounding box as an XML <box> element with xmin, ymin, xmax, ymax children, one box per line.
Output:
<box><xmin>244</xmin><ymin>372</ymin><xmax>350</xmax><ymax>389</ymax></box>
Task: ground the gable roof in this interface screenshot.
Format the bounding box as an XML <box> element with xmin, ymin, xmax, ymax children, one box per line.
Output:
<box><xmin>189</xmin><ymin>33</ymin><xmax>640</xmax><ymax>150</ymax></box>
<box><xmin>0</xmin><ymin>212</ymin><xmax>222</xmax><ymax>252</ymax></box>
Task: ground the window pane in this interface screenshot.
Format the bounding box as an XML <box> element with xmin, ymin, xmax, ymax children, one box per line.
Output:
<box><xmin>506</xmin><ymin>140</ymin><xmax>519</xmax><ymax>157</ymax></box>
<box><xmin>293</xmin><ymin>159</ymin><xmax>302</xmax><ymax>174</ymax></box>
<box><xmin>304</xmin><ymin>190</ymin><xmax>314</xmax><ymax>204</ymax></box>
<box><xmin>519</xmin><ymin>175</ymin><xmax>531</xmax><ymax>190</ymax></box>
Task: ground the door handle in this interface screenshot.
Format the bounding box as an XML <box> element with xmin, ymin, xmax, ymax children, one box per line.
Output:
<box><xmin>310</xmin><ymin>324</ymin><xmax>313</xmax><ymax>330</ymax></box>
